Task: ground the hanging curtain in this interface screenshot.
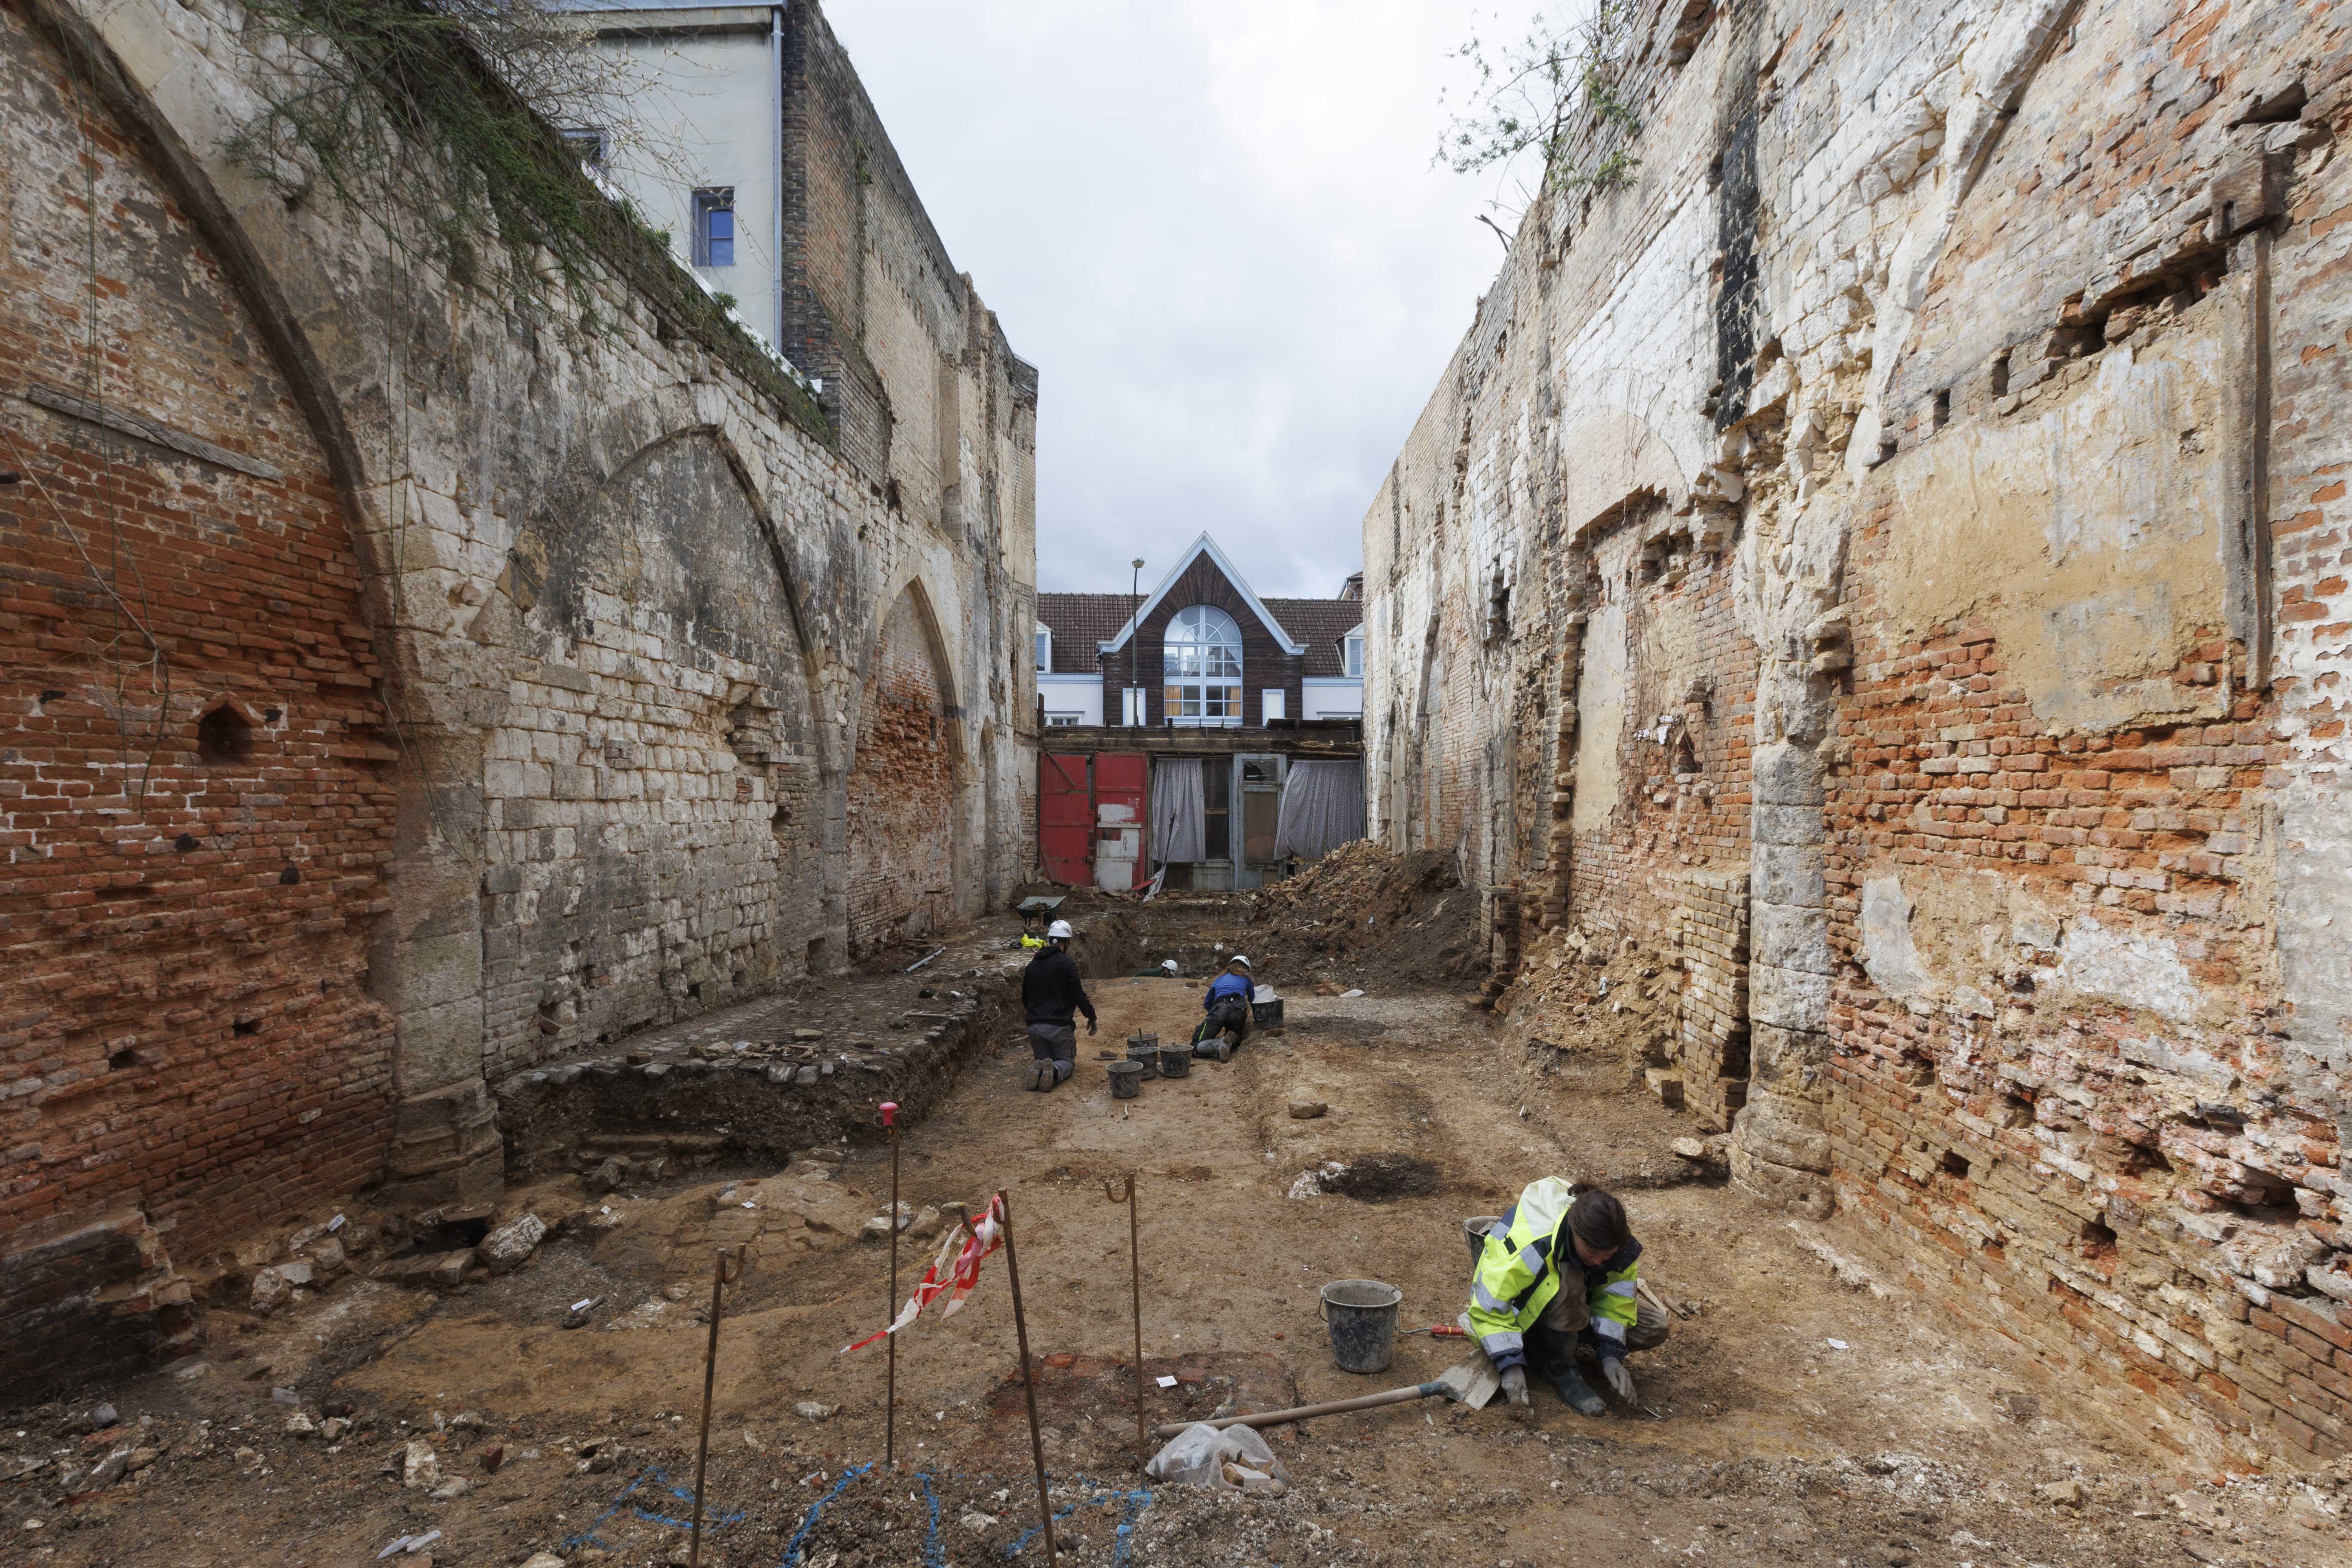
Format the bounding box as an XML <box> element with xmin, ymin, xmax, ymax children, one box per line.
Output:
<box><xmin>1153</xmin><ymin>757</ymin><xmax>1206</xmax><ymax>864</ymax></box>
<box><xmin>1275</xmin><ymin>760</ymin><xmax>1366</xmax><ymax>862</ymax></box>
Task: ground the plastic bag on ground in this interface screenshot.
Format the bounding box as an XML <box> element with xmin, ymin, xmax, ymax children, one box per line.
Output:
<box><xmin>1145</xmin><ymin>1422</ymin><xmax>1292</xmax><ymax>1493</ymax></box>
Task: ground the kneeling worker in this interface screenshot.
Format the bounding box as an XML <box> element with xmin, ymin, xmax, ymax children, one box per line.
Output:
<box><xmin>1020</xmin><ymin>919</ymin><xmax>1096</xmax><ymax>1091</ymax></box>
<box><xmin>1467</xmin><ymin>1181</ymin><xmax>1668</xmax><ymax>1415</ymax></box>
<box><xmin>1193</xmin><ymin>954</ymin><xmax>1255</xmax><ymax>1060</ymax></box>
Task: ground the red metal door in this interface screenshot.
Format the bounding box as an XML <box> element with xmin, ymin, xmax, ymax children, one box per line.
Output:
<box><xmin>1039</xmin><ymin>753</ymin><xmax>1093</xmax><ymax>886</ymax></box>
<box><xmin>1092</xmin><ymin>753</ymin><xmax>1148</xmax><ymax>891</ymax></box>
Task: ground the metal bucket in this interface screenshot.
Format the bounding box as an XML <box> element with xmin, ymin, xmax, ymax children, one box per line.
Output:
<box><xmin>1319</xmin><ymin>1278</ymin><xmax>1404</xmax><ymax>1375</ymax></box>
<box><xmin>1126</xmin><ymin>1044</ymin><xmax>1159</xmax><ymax>1081</ymax></box>
<box><xmin>1158</xmin><ymin>1046</ymin><xmax>1192</xmax><ymax>1078</ymax></box>
<box><xmin>1107</xmin><ymin>1060</ymin><xmax>1143</xmax><ymax>1099</ymax></box>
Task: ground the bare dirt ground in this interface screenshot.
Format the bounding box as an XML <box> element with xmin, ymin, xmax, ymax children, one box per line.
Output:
<box><xmin>7</xmin><ymin>975</ymin><xmax>2351</xmax><ymax>1568</ymax></box>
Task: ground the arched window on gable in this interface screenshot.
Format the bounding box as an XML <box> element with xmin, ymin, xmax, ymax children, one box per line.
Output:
<box><xmin>1163</xmin><ymin>605</ymin><xmax>1243</xmax><ymax>727</ymax></box>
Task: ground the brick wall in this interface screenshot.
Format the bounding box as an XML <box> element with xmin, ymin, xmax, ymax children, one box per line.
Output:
<box><xmin>0</xmin><ymin>0</ymin><xmax>396</xmax><ymax>1264</ymax></box>
<box><xmin>1360</xmin><ymin>0</ymin><xmax>2352</xmax><ymax>1461</ymax></box>
<box><xmin>1671</xmin><ymin>869</ymin><xmax>1751</xmax><ymax>1130</ymax></box>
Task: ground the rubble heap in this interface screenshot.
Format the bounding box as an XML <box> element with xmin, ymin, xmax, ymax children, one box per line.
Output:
<box><xmin>1240</xmin><ymin>843</ymin><xmax>1485</xmax><ymax>990</ymax></box>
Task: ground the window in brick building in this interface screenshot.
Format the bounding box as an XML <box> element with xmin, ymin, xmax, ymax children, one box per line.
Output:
<box><xmin>1045</xmin><ymin>713</ymin><xmax>1082</xmax><ymax>726</ymax></box>
<box><xmin>563</xmin><ymin>126</ymin><xmax>609</xmax><ymax>168</ymax></box>
<box><xmin>1163</xmin><ymin>605</ymin><xmax>1243</xmax><ymax>726</ymax></box>
<box><xmin>197</xmin><ymin>703</ymin><xmax>254</xmax><ymax>765</ymax></box>
<box><xmin>693</xmin><ymin>188</ymin><xmax>735</xmax><ymax>267</ymax></box>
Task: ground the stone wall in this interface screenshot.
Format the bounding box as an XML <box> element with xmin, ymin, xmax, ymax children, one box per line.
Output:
<box><xmin>1362</xmin><ymin>0</ymin><xmax>2352</xmax><ymax>1461</ymax></box>
<box><xmin>0</xmin><ymin>0</ymin><xmax>1035</xmax><ymax>1398</ymax></box>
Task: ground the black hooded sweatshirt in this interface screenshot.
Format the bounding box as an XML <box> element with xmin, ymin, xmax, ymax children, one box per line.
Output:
<box><xmin>1021</xmin><ymin>944</ymin><xmax>1096</xmax><ymax>1027</ymax></box>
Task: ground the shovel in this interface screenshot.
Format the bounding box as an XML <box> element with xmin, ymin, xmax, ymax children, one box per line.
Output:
<box><xmin>1150</xmin><ymin>1358</ymin><xmax>1500</xmax><ymax>1438</ymax></box>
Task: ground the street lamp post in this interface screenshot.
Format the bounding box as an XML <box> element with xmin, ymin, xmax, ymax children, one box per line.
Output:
<box><xmin>1130</xmin><ymin>558</ymin><xmax>1144</xmax><ymax>726</ymax></box>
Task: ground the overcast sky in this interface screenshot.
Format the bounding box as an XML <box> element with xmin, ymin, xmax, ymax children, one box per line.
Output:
<box><xmin>823</xmin><ymin>1</ymin><xmax>1551</xmax><ymax>601</ymax></box>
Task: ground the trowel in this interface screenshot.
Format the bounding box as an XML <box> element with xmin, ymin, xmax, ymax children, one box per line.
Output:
<box><xmin>1149</xmin><ymin>1357</ymin><xmax>1500</xmax><ymax>1438</ymax></box>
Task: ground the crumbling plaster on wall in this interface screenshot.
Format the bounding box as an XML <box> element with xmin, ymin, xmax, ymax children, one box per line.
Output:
<box><xmin>24</xmin><ymin>0</ymin><xmax>1037</xmax><ymax>1225</ymax></box>
<box><xmin>1363</xmin><ymin>0</ymin><xmax>2352</xmax><ymax>1457</ymax></box>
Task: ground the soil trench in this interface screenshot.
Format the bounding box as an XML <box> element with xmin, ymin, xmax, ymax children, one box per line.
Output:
<box><xmin>6</xmin><ymin>973</ymin><xmax>2347</xmax><ymax>1566</ymax></box>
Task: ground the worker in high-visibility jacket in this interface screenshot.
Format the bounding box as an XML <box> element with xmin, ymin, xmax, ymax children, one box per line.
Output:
<box><xmin>1465</xmin><ymin>1181</ymin><xmax>1668</xmax><ymax>1415</ymax></box>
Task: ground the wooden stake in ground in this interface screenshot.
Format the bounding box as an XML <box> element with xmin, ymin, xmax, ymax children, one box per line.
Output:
<box><xmin>1102</xmin><ymin>1173</ymin><xmax>1145</xmax><ymax>1466</ymax></box>
<box><xmin>882</xmin><ymin>1099</ymin><xmax>901</xmax><ymax>1470</ymax></box>
<box><xmin>687</xmin><ymin>1245</ymin><xmax>745</xmax><ymax>1568</ymax></box>
<box><xmin>998</xmin><ymin>1191</ymin><xmax>1059</xmax><ymax>1562</ymax></box>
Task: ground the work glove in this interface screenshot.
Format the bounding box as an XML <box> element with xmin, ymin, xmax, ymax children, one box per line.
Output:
<box><xmin>1602</xmin><ymin>1358</ymin><xmax>1636</xmax><ymax>1404</ymax></box>
<box><xmin>1087</xmin><ymin>1017</ymin><xmax>1097</xmax><ymax>1035</ymax></box>
<box><xmin>1500</xmin><ymin>1366</ymin><xmax>1529</xmax><ymax>1408</ymax></box>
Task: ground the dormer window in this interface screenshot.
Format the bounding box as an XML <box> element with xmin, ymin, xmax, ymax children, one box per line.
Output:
<box><xmin>1035</xmin><ymin>623</ymin><xmax>1051</xmax><ymax>671</ymax></box>
<box><xmin>1341</xmin><ymin>631</ymin><xmax>1364</xmax><ymax>678</ymax></box>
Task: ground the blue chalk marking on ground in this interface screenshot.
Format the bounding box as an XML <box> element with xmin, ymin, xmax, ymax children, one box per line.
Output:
<box><xmin>560</xmin><ymin>1464</ymin><xmax>748</xmax><ymax>1554</ymax></box>
<box><xmin>918</xmin><ymin>1470</ymin><xmax>948</xmax><ymax>1568</ymax></box>
<box><xmin>1003</xmin><ymin>1473</ymin><xmax>1155</xmax><ymax>1561</ymax></box>
<box><xmin>1108</xmin><ymin>1485</ymin><xmax>1151</xmax><ymax>1568</ymax></box>
<box><xmin>781</xmin><ymin>1460</ymin><xmax>876</xmax><ymax>1566</ymax></box>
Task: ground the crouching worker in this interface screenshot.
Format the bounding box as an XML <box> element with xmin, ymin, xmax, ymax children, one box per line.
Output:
<box><xmin>1191</xmin><ymin>954</ymin><xmax>1255</xmax><ymax>1061</ymax></box>
<box><xmin>1467</xmin><ymin>1182</ymin><xmax>1667</xmax><ymax>1416</ymax></box>
<box><xmin>1020</xmin><ymin>919</ymin><xmax>1096</xmax><ymax>1091</ymax></box>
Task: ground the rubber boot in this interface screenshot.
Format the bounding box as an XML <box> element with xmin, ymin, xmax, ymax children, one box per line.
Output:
<box><xmin>1548</xmin><ymin>1366</ymin><xmax>1606</xmax><ymax>1417</ymax></box>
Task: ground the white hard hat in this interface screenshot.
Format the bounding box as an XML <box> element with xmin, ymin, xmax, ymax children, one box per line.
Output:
<box><xmin>1228</xmin><ymin>954</ymin><xmax>1251</xmax><ymax>969</ymax></box>
<box><xmin>1047</xmin><ymin>920</ymin><xmax>1074</xmax><ymax>940</ymax></box>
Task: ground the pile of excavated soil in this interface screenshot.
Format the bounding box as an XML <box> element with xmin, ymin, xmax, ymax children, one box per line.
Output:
<box><xmin>1240</xmin><ymin>843</ymin><xmax>1485</xmax><ymax>990</ymax></box>
<box><xmin>1494</xmin><ymin>923</ymin><xmax>1681</xmax><ymax>1096</ymax></box>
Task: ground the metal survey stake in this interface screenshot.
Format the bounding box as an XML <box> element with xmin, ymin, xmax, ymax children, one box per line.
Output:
<box><xmin>882</xmin><ymin>1099</ymin><xmax>901</xmax><ymax>1469</ymax></box>
<box><xmin>1102</xmin><ymin>1173</ymin><xmax>1144</xmax><ymax>1466</ymax></box>
<box><xmin>997</xmin><ymin>1191</ymin><xmax>1058</xmax><ymax>1562</ymax></box>
<box><xmin>688</xmin><ymin>1245</ymin><xmax>745</xmax><ymax>1568</ymax></box>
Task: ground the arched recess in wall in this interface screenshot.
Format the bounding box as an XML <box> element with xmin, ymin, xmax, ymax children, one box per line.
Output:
<box><xmin>0</xmin><ymin>0</ymin><xmax>443</xmax><ymax>1241</ymax></box>
<box><xmin>845</xmin><ymin>576</ymin><xmax>965</xmax><ymax>959</ymax></box>
<box><xmin>484</xmin><ymin>420</ymin><xmax>828</xmax><ymax>1058</ymax></box>
<box><xmin>15</xmin><ymin>0</ymin><xmax>505</xmax><ymax>1219</ymax></box>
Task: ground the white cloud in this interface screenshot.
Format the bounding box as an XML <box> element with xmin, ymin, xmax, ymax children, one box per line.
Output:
<box><xmin>824</xmin><ymin>0</ymin><xmax>1550</xmax><ymax>598</ymax></box>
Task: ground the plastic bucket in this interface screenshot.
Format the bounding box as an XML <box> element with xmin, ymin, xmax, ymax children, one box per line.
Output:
<box><xmin>1158</xmin><ymin>1046</ymin><xmax>1192</xmax><ymax>1078</ymax></box>
<box><xmin>1319</xmin><ymin>1278</ymin><xmax>1403</xmax><ymax>1374</ymax></box>
<box><xmin>1127</xmin><ymin>1032</ymin><xmax>1159</xmax><ymax>1052</ymax></box>
<box><xmin>1107</xmin><ymin>1060</ymin><xmax>1143</xmax><ymax>1099</ymax></box>
<box><xmin>1252</xmin><ymin>998</ymin><xmax>1285</xmax><ymax>1029</ymax></box>
<box><xmin>1462</xmin><ymin>1216</ymin><xmax>1503</xmax><ymax>1268</ymax></box>
<box><xmin>1126</xmin><ymin>1044</ymin><xmax>1159</xmax><ymax>1081</ymax></box>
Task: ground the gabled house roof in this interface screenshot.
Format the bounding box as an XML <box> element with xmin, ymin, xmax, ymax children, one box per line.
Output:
<box><xmin>1097</xmin><ymin>534</ymin><xmax>1306</xmax><ymax>657</ymax></box>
